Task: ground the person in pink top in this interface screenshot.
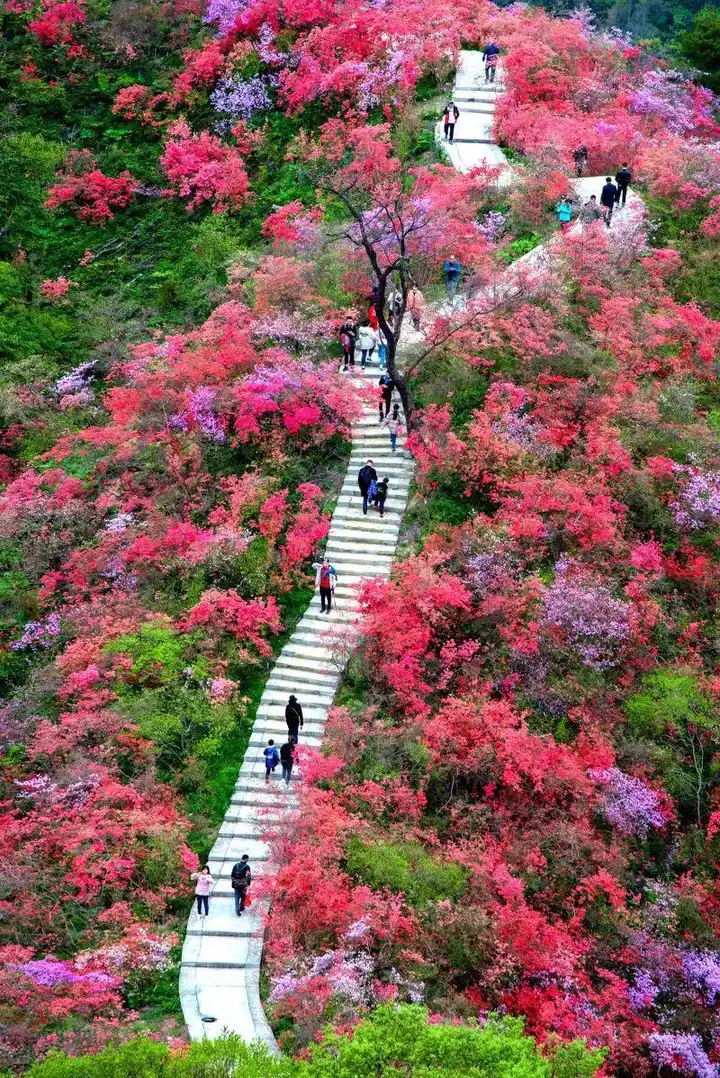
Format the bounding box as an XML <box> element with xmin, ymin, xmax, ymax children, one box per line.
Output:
<box><xmin>190</xmin><ymin>864</ymin><xmax>214</xmax><ymax>917</ymax></box>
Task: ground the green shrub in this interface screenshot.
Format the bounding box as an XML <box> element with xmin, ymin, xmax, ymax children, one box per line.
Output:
<box><xmin>346</xmin><ymin>838</ymin><xmax>468</xmax><ymax>906</ymax></box>
<box><xmin>625</xmin><ymin>669</ymin><xmax>717</xmax><ymax>738</ymax></box>
<box><xmin>18</xmin><ymin>1005</ymin><xmax>604</xmax><ymax>1076</ymax></box>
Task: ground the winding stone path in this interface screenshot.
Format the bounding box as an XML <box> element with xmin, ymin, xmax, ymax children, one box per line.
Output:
<box><xmin>437</xmin><ymin>50</ymin><xmax>510</xmax><ymax>175</ymax></box>
<box><xmin>179</xmin><ymin>358</ymin><xmax>412</xmax><ymax>1046</ymax></box>
<box><xmin>179</xmin><ymin>46</ymin><xmax>645</xmax><ymax>1051</ymax></box>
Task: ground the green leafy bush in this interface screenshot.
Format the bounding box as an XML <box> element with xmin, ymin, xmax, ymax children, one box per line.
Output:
<box><xmin>17</xmin><ymin>1005</ymin><xmax>604</xmax><ymax>1077</ymax></box>
<box><xmin>346</xmin><ymin>839</ymin><xmax>468</xmax><ymax>905</ymax></box>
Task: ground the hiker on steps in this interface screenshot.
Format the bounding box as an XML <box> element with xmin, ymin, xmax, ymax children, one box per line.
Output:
<box><xmin>358</xmin><ymin>459</ymin><xmax>378</xmax><ymax>516</ymax></box>
<box><xmin>573</xmin><ymin>146</ymin><xmax>589</xmax><ymax>177</ymax></box>
<box><xmin>357</xmin><ymin>321</ymin><xmax>379</xmax><ymax>367</ymax></box>
<box><xmin>579</xmin><ymin>195</ymin><xmax>603</xmax><ymax>226</ymax></box>
<box><xmin>381</xmin><ymin>403</ymin><xmax>403</xmax><ymax>453</ymax></box>
<box><xmin>379</xmin><ymin>374</ymin><xmax>394</xmax><ymax>420</ymax></box>
<box><xmin>280</xmin><ymin>740</ymin><xmax>294</xmax><ymax>786</ymax></box>
<box><xmin>443</xmin><ymin>100</ymin><xmax>459</xmax><ymax>142</ymax></box>
<box><xmin>190</xmin><ymin>865</ymin><xmax>214</xmax><ymax>918</ymax></box>
<box><xmin>600</xmin><ymin>177</ymin><xmax>618</xmax><ymax>227</ymax></box>
<box><xmin>264</xmin><ymin>738</ymin><xmax>280</xmax><ymax>782</ymax></box>
<box><xmin>482</xmin><ymin>42</ymin><xmax>500</xmax><ymax>82</ymax></box>
<box><xmin>231</xmin><ymin>855</ymin><xmax>251</xmax><ymax>917</ymax></box>
<box><xmin>315</xmin><ymin>557</ymin><xmax>337</xmax><ymax>613</ymax></box>
<box><xmin>407</xmin><ymin>285</ymin><xmax>425</xmax><ymax>330</ymax></box>
<box><xmin>285</xmin><ymin>694</ymin><xmax>304</xmax><ymax>745</ymax></box>
<box><xmin>614</xmin><ymin>163</ymin><xmax>632</xmax><ymax>207</ymax></box>
<box><xmin>444</xmin><ymin>256</ymin><xmax>462</xmax><ymax>303</ymax></box>
<box><xmin>340</xmin><ymin>317</ymin><xmax>356</xmax><ymax>371</ymax></box>
<box><xmin>373</xmin><ymin>476</ymin><xmax>389</xmax><ymax>518</ymax></box>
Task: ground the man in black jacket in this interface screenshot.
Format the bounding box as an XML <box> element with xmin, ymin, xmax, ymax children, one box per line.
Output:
<box><xmin>357</xmin><ymin>459</ymin><xmax>378</xmax><ymax>516</ymax></box>
<box><xmin>285</xmin><ymin>694</ymin><xmax>303</xmax><ymax>744</ymax></box>
<box><xmin>231</xmin><ymin>854</ymin><xmax>251</xmax><ymax>917</ymax></box>
<box><xmin>614</xmin><ymin>164</ymin><xmax>632</xmax><ymax>207</ymax></box>
<box><xmin>280</xmin><ymin>740</ymin><xmax>294</xmax><ymax>786</ymax></box>
<box><xmin>600</xmin><ymin>177</ymin><xmax>618</xmax><ymax>227</ymax></box>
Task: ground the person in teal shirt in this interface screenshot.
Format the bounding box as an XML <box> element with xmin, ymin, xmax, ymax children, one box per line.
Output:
<box><xmin>556</xmin><ymin>198</ymin><xmax>573</xmax><ymax>231</ymax></box>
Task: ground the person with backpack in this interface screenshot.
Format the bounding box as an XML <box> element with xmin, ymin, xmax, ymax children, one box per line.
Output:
<box><xmin>373</xmin><ymin>476</ymin><xmax>389</xmax><ymax>518</ymax></box>
<box><xmin>579</xmin><ymin>195</ymin><xmax>603</xmax><ymax>226</ymax></box>
<box><xmin>379</xmin><ymin>375</ymin><xmax>394</xmax><ymax>421</ymax></box>
<box><xmin>230</xmin><ymin>854</ymin><xmax>251</xmax><ymax>917</ymax></box>
<box><xmin>280</xmin><ymin>740</ymin><xmax>294</xmax><ymax>786</ymax></box>
<box><xmin>357</xmin><ymin>321</ymin><xmax>379</xmax><ymax>367</ymax></box>
<box><xmin>285</xmin><ymin>694</ymin><xmax>304</xmax><ymax>744</ymax></box>
<box><xmin>340</xmin><ymin>318</ymin><xmax>356</xmax><ymax>371</ymax></box>
<box><xmin>358</xmin><ymin>459</ymin><xmax>378</xmax><ymax>516</ymax></box>
<box><xmin>443</xmin><ymin>256</ymin><xmax>462</xmax><ymax>302</ymax></box>
<box><xmin>573</xmin><ymin>146</ymin><xmax>589</xmax><ymax>177</ymax></box>
<box><xmin>381</xmin><ymin>403</ymin><xmax>402</xmax><ymax>452</ymax></box>
<box><xmin>315</xmin><ymin>557</ymin><xmax>337</xmax><ymax>613</ymax></box>
<box><xmin>263</xmin><ymin>738</ymin><xmax>280</xmax><ymax>782</ymax></box>
<box><xmin>482</xmin><ymin>42</ymin><xmax>500</xmax><ymax>82</ymax></box>
<box><xmin>614</xmin><ymin>163</ymin><xmax>632</xmax><ymax>207</ymax></box>
<box><xmin>443</xmin><ymin>101</ymin><xmax>459</xmax><ymax>142</ymax></box>
<box><xmin>600</xmin><ymin>177</ymin><xmax>618</xmax><ymax>227</ymax></box>
<box><xmin>190</xmin><ymin>865</ymin><xmax>214</xmax><ymax>918</ymax></box>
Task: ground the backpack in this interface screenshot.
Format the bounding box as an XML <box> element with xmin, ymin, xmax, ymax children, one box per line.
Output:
<box><xmin>340</xmin><ymin>331</ymin><xmax>352</xmax><ymax>349</ymax></box>
<box><xmin>320</xmin><ymin>564</ymin><xmax>334</xmax><ymax>587</ymax></box>
<box><xmin>231</xmin><ymin>863</ymin><xmax>251</xmax><ymax>890</ymax></box>
<box><xmin>368</xmin><ymin>479</ymin><xmax>378</xmax><ymax>499</ymax></box>
<box><xmin>264</xmin><ymin>746</ymin><xmax>279</xmax><ymax>769</ymax></box>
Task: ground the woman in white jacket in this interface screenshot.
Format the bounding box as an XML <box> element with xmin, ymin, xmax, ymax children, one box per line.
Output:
<box><xmin>357</xmin><ymin>322</ymin><xmax>379</xmax><ymax>367</ymax></box>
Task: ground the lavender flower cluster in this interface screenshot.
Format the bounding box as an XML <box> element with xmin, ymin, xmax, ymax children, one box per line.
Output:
<box><xmin>649</xmin><ymin>1033</ymin><xmax>718</xmax><ymax>1078</ymax></box>
<box><xmin>170</xmin><ymin>387</ymin><xmax>226</xmax><ymax>444</ymax></box>
<box><xmin>542</xmin><ymin>560</ymin><xmax>631</xmax><ymax>670</ymax></box>
<box><xmin>478</xmin><ymin>211</ymin><xmax>507</xmax><ymax>243</ymax></box>
<box><xmin>203</xmin><ymin>0</ymin><xmax>249</xmax><ymax>33</ymax></box>
<box><xmin>628</xmin><ymin>70</ymin><xmax>699</xmax><ymax>135</ymax></box>
<box><xmin>251</xmin><ymin>312</ymin><xmax>335</xmax><ymax>347</ymax></box>
<box><xmin>589</xmin><ymin>767</ymin><xmax>664</xmax><ymax>838</ymax></box>
<box><xmin>15</xmin><ymin>772</ymin><xmax>100</xmax><ymax>809</ymax></box>
<box><xmin>11</xmin><ymin>613</ymin><xmax>61</xmax><ymax>651</ymax></box>
<box><xmin>672</xmin><ymin>471</ymin><xmax>720</xmax><ymax>530</ymax></box>
<box><xmin>12</xmin><ymin>957</ymin><xmax>119</xmax><ymax>990</ymax></box>
<box><xmin>54</xmin><ymin>361</ymin><xmax>96</xmax><ymax>397</ymax></box>
<box><xmin>104</xmin><ymin>512</ymin><xmax>136</xmax><ymax>534</ymax></box>
<box><xmin>210</xmin><ymin>75</ymin><xmax>273</xmax><ymax>120</ymax></box>
<box><xmin>493</xmin><ymin>411</ymin><xmax>555</xmax><ymax>460</ymax></box>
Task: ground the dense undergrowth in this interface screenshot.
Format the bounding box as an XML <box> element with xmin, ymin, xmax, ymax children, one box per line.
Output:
<box><xmin>0</xmin><ymin>0</ymin><xmax>720</xmax><ymax>1071</ymax></box>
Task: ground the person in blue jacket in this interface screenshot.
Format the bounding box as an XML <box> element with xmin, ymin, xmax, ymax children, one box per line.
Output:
<box><xmin>443</xmin><ymin>256</ymin><xmax>462</xmax><ymax>302</ymax></box>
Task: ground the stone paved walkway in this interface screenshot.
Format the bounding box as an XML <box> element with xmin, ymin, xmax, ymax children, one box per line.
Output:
<box><xmin>180</xmin><ymin>47</ymin><xmax>646</xmax><ymax>1051</ymax></box>
<box><xmin>437</xmin><ymin>49</ymin><xmax>510</xmax><ymax>176</ymax></box>
<box><xmin>179</xmin><ymin>357</ymin><xmax>411</xmax><ymax>1046</ymax></box>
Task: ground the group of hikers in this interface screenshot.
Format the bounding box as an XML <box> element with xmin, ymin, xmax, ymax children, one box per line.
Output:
<box><xmin>189</xmin><ymin>692</ymin><xmax>310</xmax><ymax>916</ymax></box>
<box><xmin>442</xmin><ymin>42</ymin><xmax>501</xmax><ymax>144</ymax></box>
<box><xmin>191</xmin><ymin>854</ymin><xmax>251</xmax><ymax>919</ymax></box>
<box><xmin>556</xmin><ymin>162</ymin><xmax>633</xmax><ymax>230</ymax></box>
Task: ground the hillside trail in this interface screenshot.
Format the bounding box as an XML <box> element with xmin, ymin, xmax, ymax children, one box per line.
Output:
<box><xmin>179</xmin><ymin>47</ymin><xmax>643</xmax><ymax>1049</ymax></box>
<box><xmin>178</xmin><ymin>356</ymin><xmax>412</xmax><ymax>1048</ymax></box>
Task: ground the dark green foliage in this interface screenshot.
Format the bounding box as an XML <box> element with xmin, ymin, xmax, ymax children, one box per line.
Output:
<box><xmin>677</xmin><ymin>7</ymin><xmax>720</xmax><ymax>91</ymax></box>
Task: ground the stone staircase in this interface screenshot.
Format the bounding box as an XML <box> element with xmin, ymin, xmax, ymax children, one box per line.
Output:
<box><xmin>437</xmin><ymin>49</ymin><xmax>510</xmax><ymax>175</ymax></box>
<box><xmin>179</xmin><ymin>357</ymin><xmax>412</xmax><ymax>1046</ymax></box>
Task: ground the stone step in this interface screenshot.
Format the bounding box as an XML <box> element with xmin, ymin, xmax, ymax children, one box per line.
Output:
<box><xmin>260</xmin><ymin>685</ymin><xmax>337</xmax><ymax>702</ymax></box>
